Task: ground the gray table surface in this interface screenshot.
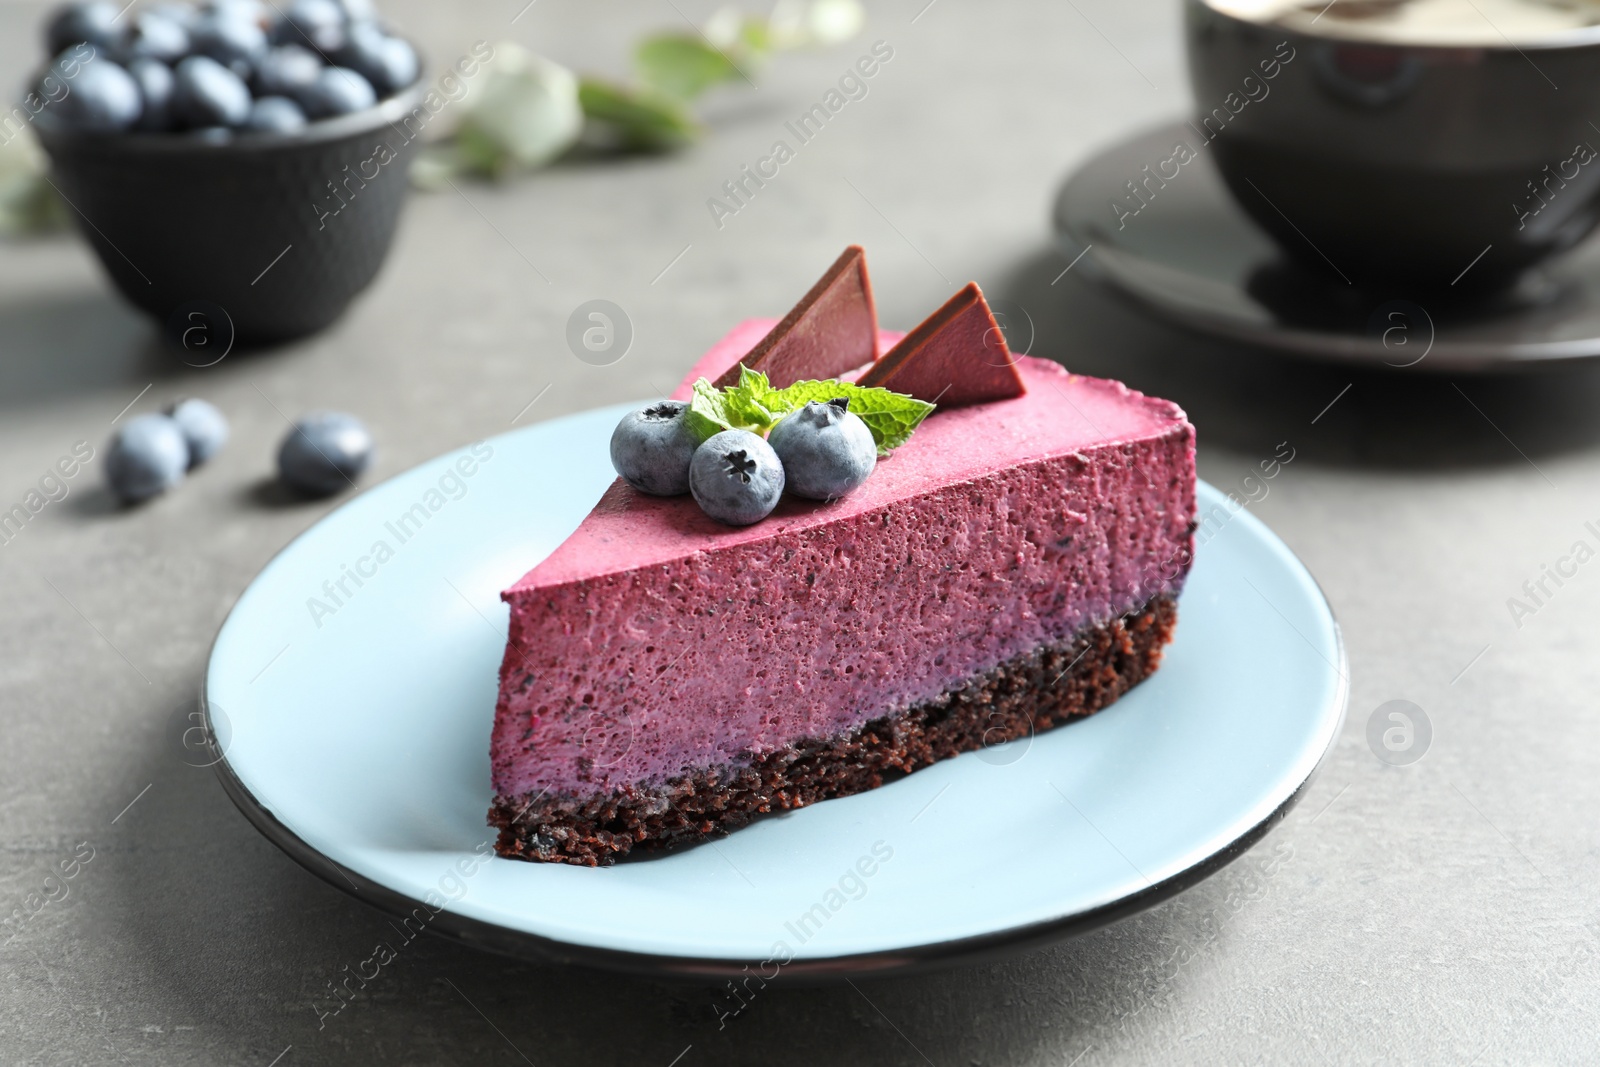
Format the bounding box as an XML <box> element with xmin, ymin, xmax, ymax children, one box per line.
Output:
<box><xmin>6</xmin><ymin>0</ymin><xmax>1600</xmax><ymax>1063</ymax></box>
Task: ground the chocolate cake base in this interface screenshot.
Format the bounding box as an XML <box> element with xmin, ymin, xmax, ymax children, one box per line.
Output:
<box><xmin>490</xmin><ymin>594</ymin><xmax>1178</xmax><ymax>866</ymax></box>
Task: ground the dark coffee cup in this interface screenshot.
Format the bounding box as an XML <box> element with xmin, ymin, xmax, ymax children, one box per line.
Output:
<box><xmin>1184</xmin><ymin>0</ymin><xmax>1600</xmax><ymax>291</ymax></box>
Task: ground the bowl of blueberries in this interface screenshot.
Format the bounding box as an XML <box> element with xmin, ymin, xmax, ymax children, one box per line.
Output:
<box><xmin>29</xmin><ymin>0</ymin><xmax>425</xmax><ymax>343</ymax></box>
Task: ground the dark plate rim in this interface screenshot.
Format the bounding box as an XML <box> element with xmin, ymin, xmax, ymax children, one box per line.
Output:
<box><xmin>199</xmin><ymin>463</ymin><xmax>1351</xmax><ymax>981</ymax></box>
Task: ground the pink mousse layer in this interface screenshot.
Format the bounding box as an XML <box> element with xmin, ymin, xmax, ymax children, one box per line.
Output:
<box><xmin>492</xmin><ymin>321</ymin><xmax>1196</xmax><ymax>800</ymax></box>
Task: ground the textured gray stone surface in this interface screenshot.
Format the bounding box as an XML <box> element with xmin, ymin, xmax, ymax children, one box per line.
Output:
<box><xmin>5</xmin><ymin>0</ymin><xmax>1600</xmax><ymax>1063</ymax></box>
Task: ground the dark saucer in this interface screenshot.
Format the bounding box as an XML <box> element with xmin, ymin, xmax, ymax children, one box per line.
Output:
<box><xmin>1053</xmin><ymin>122</ymin><xmax>1600</xmax><ymax>372</ymax></box>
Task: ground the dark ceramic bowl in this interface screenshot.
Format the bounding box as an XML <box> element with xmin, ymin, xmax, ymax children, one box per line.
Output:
<box><xmin>36</xmin><ymin>76</ymin><xmax>426</xmax><ymax>344</ymax></box>
<box><xmin>1185</xmin><ymin>1</ymin><xmax>1600</xmax><ymax>292</ymax></box>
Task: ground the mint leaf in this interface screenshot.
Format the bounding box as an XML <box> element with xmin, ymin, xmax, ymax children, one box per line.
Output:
<box><xmin>735</xmin><ymin>364</ymin><xmax>778</xmax><ymax>406</ymax></box>
<box><xmin>724</xmin><ymin>379</ymin><xmax>779</xmax><ymax>430</ymax></box>
<box><xmin>684</xmin><ymin>377</ymin><xmax>734</xmax><ymax>441</ymax></box>
<box><xmin>684</xmin><ymin>375</ymin><xmax>777</xmax><ymax>441</ymax></box>
<box><xmin>684</xmin><ymin>367</ymin><xmax>934</xmax><ymax>454</ymax></box>
<box><xmin>766</xmin><ymin>380</ymin><xmax>934</xmax><ymax>455</ymax></box>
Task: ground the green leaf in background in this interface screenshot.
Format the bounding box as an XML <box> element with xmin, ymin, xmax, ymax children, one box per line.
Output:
<box><xmin>577</xmin><ymin>78</ymin><xmax>700</xmax><ymax>151</ymax></box>
<box><xmin>703</xmin><ymin>7</ymin><xmax>774</xmax><ymax>57</ymax></box>
<box><xmin>635</xmin><ymin>34</ymin><xmax>748</xmax><ymax>100</ymax></box>
<box><xmin>0</xmin><ymin>172</ymin><xmax>66</xmax><ymax>236</ymax></box>
<box><xmin>765</xmin><ymin>379</ymin><xmax>934</xmax><ymax>455</ymax></box>
<box><xmin>413</xmin><ymin>0</ymin><xmax>864</xmax><ymax>185</ymax></box>
<box><xmin>768</xmin><ymin>0</ymin><xmax>865</xmax><ymax>48</ymax></box>
<box><xmin>739</xmin><ymin>17</ymin><xmax>773</xmax><ymax>54</ymax></box>
<box><xmin>0</xmin><ymin>127</ymin><xmax>66</xmax><ymax>237</ymax></box>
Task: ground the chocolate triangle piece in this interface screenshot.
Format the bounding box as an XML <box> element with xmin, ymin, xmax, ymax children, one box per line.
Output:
<box><xmin>712</xmin><ymin>245</ymin><xmax>880</xmax><ymax>389</ymax></box>
<box><xmin>856</xmin><ymin>282</ymin><xmax>1025</xmax><ymax>406</ymax></box>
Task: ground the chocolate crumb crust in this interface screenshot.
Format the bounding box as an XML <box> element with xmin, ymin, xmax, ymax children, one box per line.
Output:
<box><xmin>490</xmin><ymin>594</ymin><xmax>1179</xmax><ymax>866</ymax></box>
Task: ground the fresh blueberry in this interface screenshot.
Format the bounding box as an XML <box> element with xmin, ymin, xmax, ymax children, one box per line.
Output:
<box><xmin>105</xmin><ymin>413</ymin><xmax>188</xmax><ymax>502</ymax></box>
<box><xmin>127</xmin><ymin>57</ymin><xmax>175</xmax><ymax>131</ymax></box>
<box><xmin>332</xmin><ymin>0</ymin><xmax>375</xmax><ymax>21</ymax></box>
<box><xmin>767</xmin><ymin>398</ymin><xmax>876</xmax><ymax>501</ymax></box>
<box><xmin>148</xmin><ymin>2</ymin><xmax>201</xmax><ymax>31</ymax></box>
<box><xmin>271</xmin><ymin>0</ymin><xmax>348</xmax><ymax>52</ymax></box>
<box><xmin>189</xmin><ymin>125</ymin><xmax>233</xmax><ymax>142</ymax></box>
<box><xmin>118</xmin><ymin>12</ymin><xmax>189</xmax><ymax>63</ymax></box>
<box><xmin>44</xmin><ymin>1</ymin><xmax>125</xmax><ymax>55</ymax></box>
<box><xmin>189</xmin><ymin>12</ymin><xmax>268</xmax><ymax>79</ymax></box>
<box><xmin>277</xmin><ymin>412</ymin><xmax>373</xmax><ymax>496</ymax></box>
<box><xmin>689</xmin><ymin>430</ymin><xmax>785</xmax><ymax>526</ymax></box>
<box><xmin>243</xmin><ymin>95</ymin><xmax>306</xmax><ymax>132</ymax></box>
<box><xmin>46</xmin><ymin>49</ymin><xmax>142</xmax><ymax>132</ymax></box>
<box><xmin>204</xmin><ymin>0</ymin><xmax>271</xmax><ymax>29</ymax></box>
<box><xmin>297</xmin><ymin>66</ymin><xmax>375</xmax><ymax>118</ymax></box>
<box><xmin>251</xmin><ymin>43</ymin><xmax>321</xmax><ymax>98</ymax></box>
<box><xmin>609</xmin><ymin>401</ymin><xmax>699</xmax><ymax>497</ymax></box>
<box><xmin>335</xmin><ymin>21</ymin><xmax>417</xmax><ymax>95</ymax></box>
<box><xmin>173</xmin><ymin>55</ymin><xmax>252</xmax><ymax>128</ymax></box>
<box><xmin>164</xmin><ymin>398</ymin><xmax>229</xmax><ymax>467</ymax></box>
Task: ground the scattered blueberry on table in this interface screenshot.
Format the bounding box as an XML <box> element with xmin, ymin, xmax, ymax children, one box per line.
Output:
<box><xmin>276</xmin><ymin>412</ymin><xmax>373</xmax><ymax>497</ymax></box>
<box><xmin>105</xmin><ymin>413</ymin><xmax>191</xmax><ymax>502</ymax></box>
<box><xmin>609</xmin><ymin>401</ymin><xmax>700</xmax><ymax>497</ymax></box>
<box><xmin>767</xmin><ymin>398</ymin><xmax>876</xmax><ymax>501</ymax></box>
<box><xmin>165</xmin><ymin>398</ymin><xmax>230</xmax><ymax>467</ymax></box>
<box><xmin>35</xmin><ymin>0</ymin><xmax>418</xmax><ymax>137</ymax></box>
<box><xmin>689</xmin><ymin>430</ymin><xmax>785</xmax><ymax>526</ymax></box>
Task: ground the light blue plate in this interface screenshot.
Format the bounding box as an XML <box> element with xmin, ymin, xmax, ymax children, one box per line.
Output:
<box><xmin>204</xmin><ymin>403</ymin><xmax>1347</xmax><ymax>978</ymax></box>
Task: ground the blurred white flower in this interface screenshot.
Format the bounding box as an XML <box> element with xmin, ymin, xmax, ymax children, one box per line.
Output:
<box><xmin>807</xmin><ymin>0</ymin><xmax>865</xmax><ymax>44</ymax></box>
<box><xmin>703</xmin><ymin>6</ymin><xmax>746</xmax><ymax>48</ymax></box>
<box><xmin>458</xmin><ymin>43</ymin><xmax>582</xmax><ymax>171</ymax></box>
